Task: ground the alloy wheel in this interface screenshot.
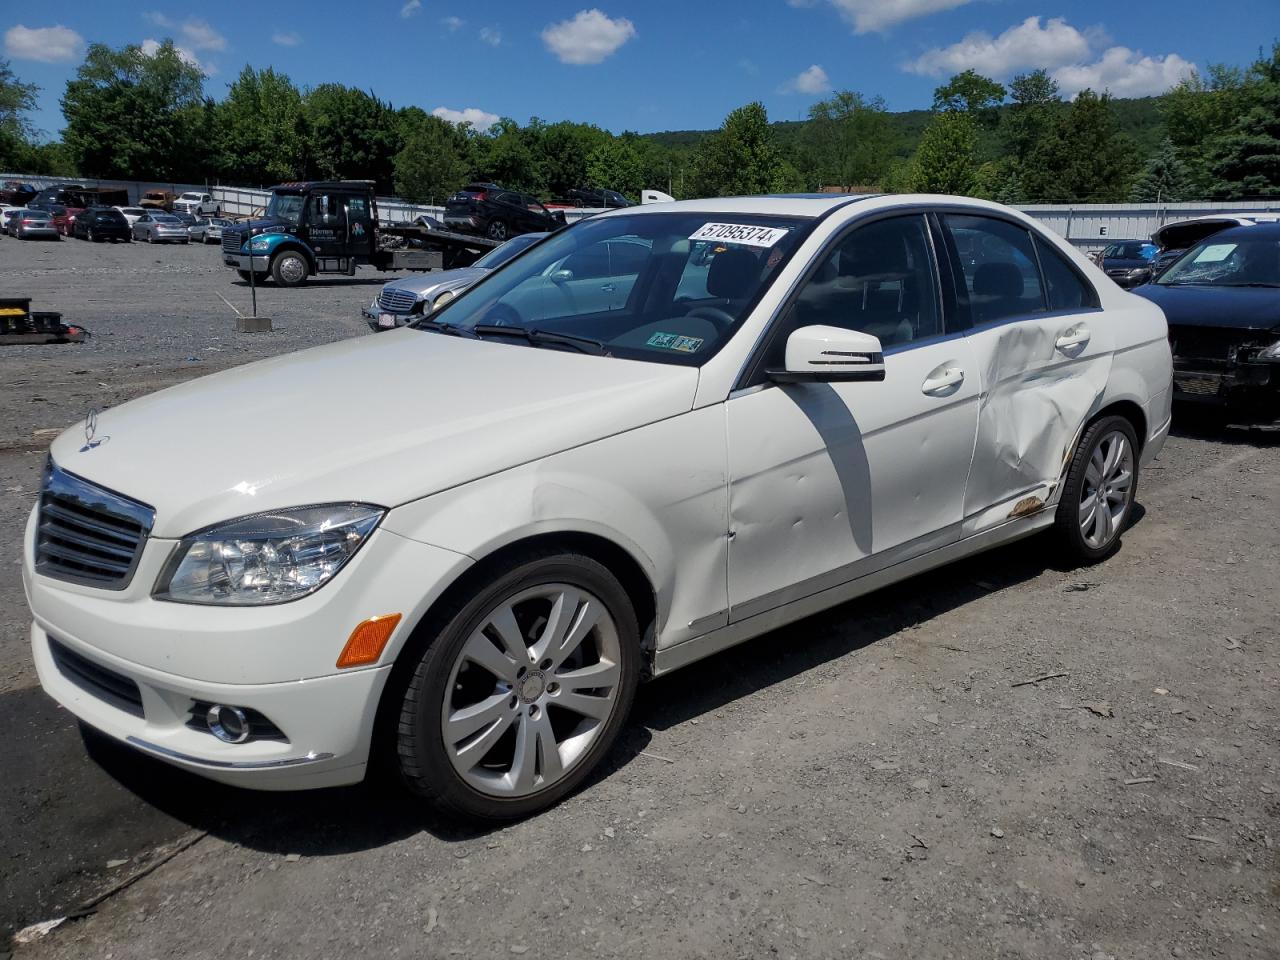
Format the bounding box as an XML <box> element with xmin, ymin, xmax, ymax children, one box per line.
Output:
<box><xmin>1078</xmin><ymin>429</ymin><xmax>1134</xmax><ymax>549</ymax></box>
<box><xmin>440</xmin><ymin>583</ymin><xmax>623</xmax><ymax>798</ymax></box>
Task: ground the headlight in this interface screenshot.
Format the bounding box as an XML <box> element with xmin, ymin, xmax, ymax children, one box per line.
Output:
<box><xmin>155</xmin><ymin>503</ymin><xmax>384</xmax><ymax>605</ymax></box>
<box><xmin>431</xmin><ymin>290</ymin><xmax>457</xmax><ymax>311</ymax></box>
<box><xmin>249</xmin><ymin>235</ymin><xmax>271</xmax><ymax>251</ymax></box>
<box><xmin>1258</xmin><ymin>338</ymin><xmax>1280</xmax><ymax>361</ymax></box>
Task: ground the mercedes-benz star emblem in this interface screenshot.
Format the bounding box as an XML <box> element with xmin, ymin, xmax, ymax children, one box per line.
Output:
<box><xmin>79</xmin><ymin>408</ymin><xmax>108</xmax><ymax>452</ymax></box>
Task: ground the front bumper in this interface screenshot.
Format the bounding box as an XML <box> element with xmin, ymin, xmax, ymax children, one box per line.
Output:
<box><xmin>1171</xmin><ymin>357</ymin><xmax>1280</xmax><ymax>417</ymax></box>
<box><xmin>361</xmin><ymin>304</ymin><xmax>417</xmax><ymax>331</ymax></box>
<box><xmin>25</xmin><ymin>506</ymin><xmax>474</xmax><ymax>790</ymax></box>
<box><xmin>224</xmin><ymin>253</ymin><xmax>269</xmax><ymax>271</ymax></box>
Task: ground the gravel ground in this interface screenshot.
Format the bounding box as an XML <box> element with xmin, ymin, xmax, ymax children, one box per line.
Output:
<box><xmin>2</xmin><ymin>234</ymin><xmax>1277</xmax><ymax>959</ymax></box>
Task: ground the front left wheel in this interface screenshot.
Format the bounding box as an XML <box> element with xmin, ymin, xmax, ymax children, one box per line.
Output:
<box><xmin>271</xmin><ymin>250</ymin><xmax>308</xmax><ymax>286</ymax></box>
<box><xmin>396</xmin><ymin>550</ymin><xmax>640</xmax><ymax>820</ymax></box>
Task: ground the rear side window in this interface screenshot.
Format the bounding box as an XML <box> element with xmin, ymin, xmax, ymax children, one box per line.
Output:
<box><xmin>943</xmin><ymin>215</ymin><xmax>1045</xmax><ymax>326</ymax></box>
<box><xmin>1033</xmin><ymin>235</ymin><xmax>1099</xmax><ymax>311</ymax></box>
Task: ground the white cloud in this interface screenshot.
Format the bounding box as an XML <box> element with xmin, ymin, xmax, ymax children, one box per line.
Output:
<box><xmin>143</xmin><ymin>11</ymin><xmax>174</xmax><ymax>28</ymax></box>
<box><xmin>801</xmin><ymin>0</ymin><xmax>975</xmax><ymax>34</ymax></box>
<box><xmin>442</xmin><ymin>16</ymin><xmax>464</xmax><ymax>32</ymax></box>
<box><xmin>782</xmin><ymin>64</ymin><xmax>831</xmax><ymax>94</ymax></box>
<box><xmin>272</xmin><ymin>31</ymin><xmax>301</xmax><ymax>47</ymax></box>
<box><xmin>905</xmin><ymin>16</ymin><xmax>1093</xmax><ymax>76</ymax></box>
<box><xmin>179</xmin><ymin>18</ymin><xmax>225</xmax><ymax>51</ymax></box>
<box><xmin>140</xmin><ymin>37</ymin><xmax>209</xmax><ymax>74</ymax></box>
<box><xmin>4</xmin><ymin>24</ymin><xmax>84</xmax><ymax>63</ymax></box>
<box><xmin>401</xmin><ymin>0</ymin><xmax>421</xmax><ymax>17</ymax></box>
<box><xmin>479</xmin><ymin>26</ymin><xmax>502</xmax><ymax>46</ymax></box>
<box><xmin>541</xmin><ymin>9</ymin><xmax>636</xmax><ymax>65</ymax></box>
<box><xmin>1052</xmin><ymin>47</ymin><xmax>1196</xmax><ymax>98</ymax></box>
<box><xmin>432</xmin><ymin>106</ymin><xmax>500</xmax><ymax>131</ymax></box>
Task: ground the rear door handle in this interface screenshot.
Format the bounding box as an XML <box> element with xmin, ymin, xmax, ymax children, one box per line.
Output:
<box><xmin>921</xmin><ymin>367</ymin><xmax>964</xmax><ymax>395</ymax></box>
<box><xmin>1056</xmin><ymin>325</ymin><xmax>1091</xmax><ymax>352</ymax></box>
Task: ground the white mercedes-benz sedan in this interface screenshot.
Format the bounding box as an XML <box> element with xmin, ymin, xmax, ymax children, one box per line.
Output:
<box><xmin>24</xmin><ymin>194</ymin><xmax>1172</xmax><ymax>819</ymax></box>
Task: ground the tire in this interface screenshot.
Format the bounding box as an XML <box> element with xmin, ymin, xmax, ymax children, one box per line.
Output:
<box><xmin>148</xmin><ymin>233</ymin><xmax>155</xmax><ymax>244</ymax></box>
<box><xmin>1052</xmin><ymin>414</ymin><xmax>1140</xmax><ymax>565</ymax></box>
<box><xmin>396</xmin><ymin>549</ymin><xmax>641</xmax><ymax>820</ymax></box>
<box><xmin>271</xmin><ymin>250</ymin><xmax>308</xmax><ymax>286</ymax></box>
<box><xmin>485</xmin><ymin>219</ymin><xmax>508</xmax><ymax>241</ymax></box>
<box><xmin>87</xmin><ymin>228</ymin><xmax>96</xmax><ymax>242</ymax></box>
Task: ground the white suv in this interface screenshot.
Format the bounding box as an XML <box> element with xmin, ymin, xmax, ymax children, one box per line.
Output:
<box><xmin>171</xmin><ymin>191</ymin><xmax>218</xmax><ymax>217</ymax></box>
<box><xmin>25</xmin><ymin>194</ymin><xmax>1172</xmax><ymax>819</ymax></box>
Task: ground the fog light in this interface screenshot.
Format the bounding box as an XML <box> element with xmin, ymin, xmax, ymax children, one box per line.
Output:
<box><xmin>207</xmin><ymin>704</ymin><xmax>251</xmax><ymax>744</ymax></box>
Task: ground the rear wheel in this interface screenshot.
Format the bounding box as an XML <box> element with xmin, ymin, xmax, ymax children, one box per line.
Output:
<box><xmin>87</xmin><ymin>227</ymin><xmax>96</xmax><ymax>242</ymax></box>
<box><xmin>1052</xmin><ymin>415</ymin><xmax>1140</xmax><ymax>565</ymax></box>
<box><xmin>396</xmin><ymin>550</ymin><xmax>640</xmax><ymax>820</ymax></box>
<box><xmin>485</xmin><ymin>219</ymin><xmax>508</xmax><ymax>241</ymax></box>
<box><xmin>271</xmin><ymin>250</ymin><xmax>308</xmax><ymax>286</ymax></box>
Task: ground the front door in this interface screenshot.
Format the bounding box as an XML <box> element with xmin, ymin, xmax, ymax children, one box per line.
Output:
<box><xmin>725</xmin><ymin>214</ymin><xmax>981</xmax><ymax>621</ymax></box>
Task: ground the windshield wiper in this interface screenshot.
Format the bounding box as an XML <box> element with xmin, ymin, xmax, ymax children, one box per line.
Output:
<box><xmin>410</xmin><ymin>317</ymin><xmax>481</xmax><ymax>339</ymax></box>
<box><xmin>472</xmin><ymin>324</ymin><xmax>609</xmax><ymax>355</ymax></box>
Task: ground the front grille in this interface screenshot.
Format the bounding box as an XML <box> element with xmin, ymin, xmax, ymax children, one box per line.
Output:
<box><xmin>48</xmin><ymin>636</ymin><xmax>145</xmax><ymax>718</ymax></box>
<box><xmin>1170</xmin><ymin>325</ymin><xmax>1254</xmax><ymax>362</ymax></box>
<box><xmin>36</xmin><ymin>464</ymin><xmax>154</xmax><ymax>590</ymax></box>
<box><xmin>221</xmin><ymin>229</ymin><xmax>242</xmax><ymax>254</ymax></box>
<box><xmin>377</xmin><ymin>287</ymin><xmax>419</xmax><ymax>313</ymax></box>
<box><xmin>1174</xmin><ymin>372</ymin><xmax>1224</xmax><ymax>397</ymax></box>
<box><xmin>186</xmin><ymin>701</ymin><xmax>289</xmax><ymax>742</ymax></box>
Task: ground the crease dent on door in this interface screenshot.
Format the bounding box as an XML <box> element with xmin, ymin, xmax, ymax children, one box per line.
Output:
<box><xmin>966</xmin><ymin>321</ymin><xmax>1112</xmax><ymax>522</ymax></box>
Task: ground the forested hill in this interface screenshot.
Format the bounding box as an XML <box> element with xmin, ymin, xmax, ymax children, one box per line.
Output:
<box><xmin>645</xmin><ymin>96</ymin><xmax>1165</xmax><ymax>161</ymax></box>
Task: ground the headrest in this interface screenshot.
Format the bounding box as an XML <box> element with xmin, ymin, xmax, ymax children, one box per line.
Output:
<box><xmin>973</xmin><ymin>262</ymin><xmax>1023</xmax><ymax>298</ymax></box>
<box><xmin>706</xmin><ymin>248</ymin><xmax>759</xmax><ymax>299</ymax></box>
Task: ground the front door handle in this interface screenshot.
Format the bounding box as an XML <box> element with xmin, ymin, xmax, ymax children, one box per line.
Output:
<box><xmin>922</xmin><ymin>367</ymin><xmax>964</xmax><ymax>395</ymax></box>
<box><xmin>1056</xmin><ymin>325</ymin><xmax>1091</xmax><ymax>352</ymax></box>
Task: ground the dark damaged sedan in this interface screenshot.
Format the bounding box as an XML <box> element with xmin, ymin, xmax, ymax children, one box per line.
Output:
<box><xmin>1134</xmin><ymin>223</ymin><xmax>1280</xmax><ymax>420</ymax></box>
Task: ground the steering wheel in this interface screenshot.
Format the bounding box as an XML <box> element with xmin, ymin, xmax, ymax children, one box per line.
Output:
<box><xmin>685</xmin><ymin>306</ymin><xmax>736</xmax><ymax>332</ymax></box>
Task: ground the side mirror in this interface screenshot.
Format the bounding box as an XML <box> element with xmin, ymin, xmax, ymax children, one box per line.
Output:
<box><xmin>550</xmin><ymin>269</ymin><xmax>574</xmax><ymax>283</ymax></box>
<box><xmin>768</xmin><ymin>325</ymin><xmax>885</xmax><ymax>383</ymax></box>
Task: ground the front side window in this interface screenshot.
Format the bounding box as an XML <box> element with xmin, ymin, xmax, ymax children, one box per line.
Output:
<box><xmin>422</xmin><ymin>212</ymin><xmax>810</xmax><ymax>365</ymax></box>
<box><xmin>265</xmin><ymin>192</ymin><xmax>304</xmax><ymax>225</ymax></box>
<box><xmin>944</xmin><ymin>214</ymin><xmax>1045</xmax><ymax>325</ymax></box>
<box><xmin>1157</xmin><ymin>237</ymin><xmax>1280</xmax><ymax>287</ymax></box>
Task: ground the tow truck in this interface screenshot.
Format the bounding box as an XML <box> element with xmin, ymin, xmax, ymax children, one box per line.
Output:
<box><xmin>221</xmin><ymin>180</ymin><xmax>509</xmax><ymax>286</ymax></box>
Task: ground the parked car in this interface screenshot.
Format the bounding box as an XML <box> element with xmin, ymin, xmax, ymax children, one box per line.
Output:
<box><xmin>46</xmin><ymin>205</ymin><xmax>74</xmax><ymax>236</ymax></box>
<box><xmin>24</xmin><ymin>194</ymin><xmax>1171</xmax><ymax>819</ymax></box>
<box><xmin>363</xmin><ymin>232</ymin><xmax>548</xmax><ymax>330</ymax></box>
<box><xmin>1133</xmin><ymin>221</ymin><xmax>1280</xmax><ymax>420</ymax></box>
<box><xmin>0</xmin><ymin>181</ymin><xmax>36</xmax><ymax>206</ymax></box>
<box><xmin>3</xmin><ymin>207</ymin><xmax>36</xmax><ymax>235</ymax></box>
<box><xmin>169</xmin><ymin>211</ymin><xmax>197</xmax><ymax>228</ymax></box>
<box><xmin>1147</xmin><ymin>215</ymin><xmax>1280</xmax><ymax>281</ymax></box>
<box><xmin>74</xmin><ymin>206</ymin><xmax>132</xmax><ymax>242</ymax></box>
<box><xmin>15</xmin><ymin>209</ymin><xmax>59</xmax><ymax>240</ymax></box>
<box><xmin>444</xmin><ymin>183</ymin><xmax>566</xmax><ymax>240</ymax></box>
<box><xmin>28</xmin><ymin>183</ymin><xmax>86</xmax><ymax>212</ymax></box>
<box><xmin>132</xmin><ymin>212</ymin><xmax>190</xmax><ymax>243</ymax></box>
<box><xmin>1098</xmin><ymin>240</ymin><xmax>1157</xmax><ymax>287</ymax></box>
<box><xmin>172</xmin><ymin>191</ymin><xmax>219</xmax><ymax>217</ymax></box>
<box><xmin>567</xmin><ymin>188</ymin><xmax>634</xmax><ymax>208</ymax></box>
<box><xmin>189</xmin><ymin>216</ymin><xmax>232</xmax><ymax>244</ymax></box>
<box><xmin>139</xmin><ymin>190</ymin><xmax>175</xmax><ymax>213</ymax></box>
<box><xmin>115</xmin><ymin>206</ymin><xmax>147</xmax><ymax>228</ymax></box>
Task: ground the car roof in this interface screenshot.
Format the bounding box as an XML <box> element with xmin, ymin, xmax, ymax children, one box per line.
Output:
<box><xmin>1212</xmin><ymin>221</ymin><xmax>1280</xmax><ymax>240</ymax></box>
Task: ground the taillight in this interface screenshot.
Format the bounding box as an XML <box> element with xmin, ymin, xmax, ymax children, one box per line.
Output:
<box><xmin>472</xmin><ymin>192</ymin><xmax>486</xmax><ymax>202</ymax></box>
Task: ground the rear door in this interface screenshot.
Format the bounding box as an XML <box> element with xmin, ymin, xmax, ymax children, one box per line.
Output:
<box><xmin>937</xmin><ymin>213</ymin><xmax>1113</xmax><ymax>532</ymax></box>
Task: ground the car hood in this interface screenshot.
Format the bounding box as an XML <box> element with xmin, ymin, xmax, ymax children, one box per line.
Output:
<box><xmin>1132</xmin><ymin>283</ymin><xmax>1280</xmax><ymax>331</ymax></box>
<box><xmin>49</xmin><ymin>333</ymin><xmax>699</xmax><ymax>538</ymax></box>
<box><xmin>381</xmin><ymin>267</ymin><xmax>490</xmax><ymax>299</ymax></box>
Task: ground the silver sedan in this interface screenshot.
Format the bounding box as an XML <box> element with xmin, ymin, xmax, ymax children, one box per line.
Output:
<box><xmin>132</xmin><ymin>213</ymin><xmax>190</xmax><ymax>244</ymax></box>
<box><xmin>189</xmin><ymin>217</ymin><xmax>233</xmax><ymax>244</ymax></box>
<box><xmin>16</xmin><ymin>211</ymin><xmax>59</xmax><ymax>240</ymax></box>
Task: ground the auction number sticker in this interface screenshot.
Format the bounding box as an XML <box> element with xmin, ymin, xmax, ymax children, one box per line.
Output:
<box><xmin>689</xmin><ymin>222</ymin><xmax>789</xmax><ymax>249</ymax></box>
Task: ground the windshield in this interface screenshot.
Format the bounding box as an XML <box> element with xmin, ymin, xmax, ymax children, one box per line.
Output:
<box><xmin>265</xmin><ymin>192</ymin><xmax>304</xmax><ymax>225</ymax></box>
<box><xmin>473</xmin><ymin>233</ymin><xmax>545</xmax><ymax>270</ymax></box>
<box><xmin>1157</xmin><ymin>236</ymin><xmax>1280</xmax><ymax>287</ymax></box>
<box><xmin>1103</xmin><ymin>242</ymin><xmax>1154</xmax><ymax>260</ymax></box>
<box><xmin>180</xmin><ymin>193</ymin><xmax>201</xmax><ymax>200</ymax></box>
<box><xmin>420</xmin><ymin>211</ymin><xmax>811</xmax><ymax>365</ymax></box>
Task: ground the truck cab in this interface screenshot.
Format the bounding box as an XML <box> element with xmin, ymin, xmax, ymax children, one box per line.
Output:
<box><xmin>173</xmin><ymin>191</ymin><xmax>219</xmax><ymax>217</ymax></box>
<box><xmin>222</xmin><ymin>181</ymin><xmax>381</xmax><ymax>286</ymax></box>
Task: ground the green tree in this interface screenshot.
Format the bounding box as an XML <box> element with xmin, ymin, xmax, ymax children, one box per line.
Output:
<box><xmin>1209</xmin><ymin>43</ymin><xmax>1280</xmax><ymax>198</ymax></box>
<box><xmin>0</xmin><ymin>58</ymin><xmax>39</xmax><ymax>169</ymax></box>
<box><xmin>470</xmin><ymin>118</ymin><xmax>540</xmax><ymax>192</ymax></box>
<box><xmin>303</xmin><ymin>84</ymin><xmax>400</xmax><ymax>189</ymax></box>
<box><xmin>393</xmin><ymin>108</ymin><xmax>466</xmax><ymax>203</ymax></box>
<box><xmin>1161</xmin><ymin>64</ymin><xmax>1247</xmax><ymax>191</ymax></box>
<box><xmin>1130</xmin><ymin>138</ymin><xmax>1194</xmax><ymax>201</ymax></box>
<box><xmin>802</xmin><ymin>90</ymin><xmax>894</xmax><ymax>190</ymax></box>
<box><xmin>534</xmin><ymin>120</ymin><xmax>611</xmax><ymax>197</ymax></box>
<box><xmin>215</xmin><ymin>66</ymin><xmax>307</xmax><ymax>185</ymax></box>
<box><xmin>688</xmin><ymin>102</ymin><xmax>787</xmax><ymax>197</ymax></box>
<box><xmin>1004</xmin><ymin>69</ymin><xmax>1062</xmax><ymax>174</ymax></box>
<box><xmin>933</xmin><ymin>69</ymin><xmax>1006</xmax><ymax>126</ymax></box>
<box><xmin>909</xmin><ymin>111</ymin><xmax>978</xmax><ymax>194</ymax></box>
<box><xmin>1021</xmin><ymin>90</ymin><xmax>1136</xmax><ymax>201</ymax></box>
<box><xmin>61</xmin><ymin>40</ymin><xmax>210</xmax><ymax>180</ymax></box>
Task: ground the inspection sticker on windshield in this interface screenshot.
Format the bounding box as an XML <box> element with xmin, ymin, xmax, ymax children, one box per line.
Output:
<box><xmin>647</xmin><ymin>332</ymin><xmax>704</xmax><ymax>352</ymax></box>
<box><xmin>689</xmin><ymin>222</ymin><xmax>789</xmax><ymax>249</ymax></box>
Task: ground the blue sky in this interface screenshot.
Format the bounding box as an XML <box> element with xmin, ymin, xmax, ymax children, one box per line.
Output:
<box><xmin>5</xmin><ymin>1</ymin><xmax>1277</xmax><ymax>140</ymax></box>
